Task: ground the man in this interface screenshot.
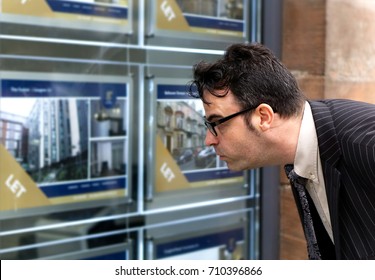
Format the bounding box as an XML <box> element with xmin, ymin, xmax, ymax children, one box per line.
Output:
<box><xmin>188</xmin><ymin>43</ymin><xmax>375</xmax><ymax>260</ymax></box>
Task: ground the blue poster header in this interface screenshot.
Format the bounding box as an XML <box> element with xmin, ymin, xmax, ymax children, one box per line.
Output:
<box><xmin>185</xmin><ymin>169</ymin><xmax>243</xmax><ymax>182</ymax></box>
<box><xmin>40</xmin><ymin>177</ymin><xmax>126</xmax><ymax>198</ymax></box>
<box><xmin>156</xmin><ymin>227</ymin><xmax>244</xmax><ymax>259</ymax></box>
<box><xmin>157</xmin><ymin>84</ymin><xmax>196</xmax><ymax>100</ymax></box>
<box><xmin>185</xmin><ymin>15</ymin><xmax>244</xmax><ymax>32</ymax></box>
<box><xmin>1</xmin><ymin>79</ymin><xmax>127</xmax><ymax>98</ymax></box>
<box><xmin>46</xmin><ymin>0</ymin><xmax>128</xmax><ymax>19</ymax></box>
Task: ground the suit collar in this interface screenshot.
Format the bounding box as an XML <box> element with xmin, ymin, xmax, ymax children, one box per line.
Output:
<box><xmin>308</xmin><ymin>100</ymin><xmax>342</xmax><ymax>167</ymax></box>
<box><xmin>309</xmin><ymin>100</ymin><xmax>342</xmax><ymax>258</ymax></box>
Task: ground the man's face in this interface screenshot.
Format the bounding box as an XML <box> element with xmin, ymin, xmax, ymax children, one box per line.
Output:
<box><xmin>202</xmin><ymin>90</ymin><xmax>266</xmax><ymax>171</ymax></box>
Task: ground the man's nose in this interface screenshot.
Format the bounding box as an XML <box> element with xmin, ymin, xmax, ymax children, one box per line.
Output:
<box><xmin>205</xmin><ymin>130</ymin><xmax>219</xmax><ymax>146</ymax></box>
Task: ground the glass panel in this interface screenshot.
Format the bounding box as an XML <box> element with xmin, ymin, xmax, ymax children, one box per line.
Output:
<box><xmin>0</xmin><ymin>0</ymin><xmax>262</xmax><ymax>260</ymax></box>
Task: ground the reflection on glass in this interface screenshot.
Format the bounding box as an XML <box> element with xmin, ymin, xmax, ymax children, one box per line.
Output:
<box><xmin>157</xmin><ymin>100</ymin><xmax>226</xmax><ymax>172</ymax></box>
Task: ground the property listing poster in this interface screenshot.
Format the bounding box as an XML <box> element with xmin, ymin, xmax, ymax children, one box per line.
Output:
<box><xmin>1</xmin><ymin>0</ymin><xmax>132</xmax><ymax>32</ymax></box>
<box><xmin>153</xmin><ymin>0</ymin><xmax>246</xmax><ymax>38</ymax></box>
<box><xmin>0</xmin><ymin>72</ymin><xmax>130</xmax><ymax>212</ymax></box>
<box><xmin>154</xmin><ymin>80</ymin><xmax>244</xmax><ymax>192</ymax></box>
<box><xmin>155</xmin><ymin>227</ymin><xmax>245</xmax><ymax>260</ymax></box>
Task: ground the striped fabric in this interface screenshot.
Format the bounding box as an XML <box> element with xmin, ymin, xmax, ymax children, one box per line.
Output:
<box><xmin>304</xmin><ymin>99</ymin><xmax>375</xmax><ymax>259</ymax></box>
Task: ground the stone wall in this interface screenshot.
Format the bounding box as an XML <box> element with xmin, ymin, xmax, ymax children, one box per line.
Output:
<box><xmin>326</xmin><ymin>0</ymin><xmax>375</xmax><ymax>103</ymax></box>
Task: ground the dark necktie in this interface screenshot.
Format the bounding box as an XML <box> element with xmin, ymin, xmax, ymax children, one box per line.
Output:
<box><xmin>285</xmin><ymin>164</ymin><xmax>321</xmax><ymax>260</ymax></box>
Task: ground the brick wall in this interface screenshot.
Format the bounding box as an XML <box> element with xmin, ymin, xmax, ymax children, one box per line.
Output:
<box><xmin>282</xmin><ymin>0</ymin><xmax>375</xmax><ymax>103</ymax></box>
<box><xmin>282</xmin><ymin>0</ymin><xmax>326</xmax><ymax>100</ymax></box>
<box><xmin>280</xmin><ymin>0</ymin><xmax>375</xmax><ymax>183</ymax></box>
<box><xmin>279</xmin><ymin>0</ymin><xmax>375</xmax><ymax>259</ymax></box>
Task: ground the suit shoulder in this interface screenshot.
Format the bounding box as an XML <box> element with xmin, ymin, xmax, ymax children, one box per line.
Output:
<box><xmin>309</xmin><ymin>99</ymin><xmax>375</xmax><ymax>119</ymax></box>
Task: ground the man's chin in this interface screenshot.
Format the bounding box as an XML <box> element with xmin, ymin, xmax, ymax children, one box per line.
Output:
<box><xmin>225</xmin><ymin>162</ymin><xmax>246</xmax><ymax>172</ymax></box>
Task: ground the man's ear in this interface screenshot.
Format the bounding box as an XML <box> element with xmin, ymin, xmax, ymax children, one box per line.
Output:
<box><xmin>253</xmin><ymin>104</ymin><xmax>275</xmax><ymax>131</ymax></box>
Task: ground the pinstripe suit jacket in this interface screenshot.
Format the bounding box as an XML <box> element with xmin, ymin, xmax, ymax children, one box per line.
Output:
<box><xmin>291</xmin><ymin>99</ymin><xmax>375</xmax><ymax>260</ymax></box>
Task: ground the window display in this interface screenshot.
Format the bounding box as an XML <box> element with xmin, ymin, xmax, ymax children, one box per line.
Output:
<box><xmin>1</xmin><ymin>0</ymin><xmax>132</xmax><ymax>33</ymax></box>
<box><xmin>156</xmin><ymin>227</ymin><xmax>245</xmax><ymax>260</ymax></box>
<box><xmin>146</xmin><ymin>0</ymin><xmax>248</xmax><ymax>47</ymax></box>
<box><xmin>152</xmin><ymin>79</ymin><xmax>244</xmax><ymax>193</ymax></box>
<box><xmin>145</xmin><ymin>210</ymin><xmax>255</xmax><ymax>260</ymax></box>
<box><xmin>0</xmin><ymin>71</ymin><xmax>131</xmax><ymax>215</ymax></box>
<box><xmin>0</xmin><ymin>0</ymin><xmax>263</xmax><ymax>260</ymax></box>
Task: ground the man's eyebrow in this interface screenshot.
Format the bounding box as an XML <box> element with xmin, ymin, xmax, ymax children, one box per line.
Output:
<box><xmin>204</xmin><ymin>113</ymin><xmax>223</xmax><ymax>122</ymax></box>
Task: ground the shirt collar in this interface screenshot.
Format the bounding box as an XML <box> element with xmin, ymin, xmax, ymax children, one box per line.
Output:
<box><xmin>294</xmin><ymin>101</ymin><xmax>319</xmax><ymax>183</ymax></box>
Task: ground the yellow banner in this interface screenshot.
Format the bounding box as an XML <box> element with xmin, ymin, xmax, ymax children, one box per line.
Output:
<box><xmin>155</xmin><ymin>136</ymin><xmax>189</xmax><ymax>192</ymax></box>
<box><xmin>190</xmin><ymin>177</ymin><xmax>244</xmax><ymax>188</ymax></box>
<box><xmin>0</xmin><ymin>144</ymin><xmax>51</xmax><ymax>211</ymax></box>
<box><xmin>49</xmin><ymin>189</ymin><xmax>126</xmax><ymax>205</ymax></box>
<box><xmin>2</xmin><ymin>0</ymin><xmax>128</xmax><ymax>25</ymax></box>
<box><xmin>2</xmin><ymin>0</ymin><xmax>52</xmax><ymax>16</ymax></box>
<box><xmin>156</xmin><ymin>0</ymin><xmax>190</xmax><ymax>31</ymax></box>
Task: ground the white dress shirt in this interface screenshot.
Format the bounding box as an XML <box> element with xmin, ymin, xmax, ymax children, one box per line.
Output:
<box><xmin>294</xmin><ymin>101</ymin><xmax>334</xmax><ymax>242</ymax></box>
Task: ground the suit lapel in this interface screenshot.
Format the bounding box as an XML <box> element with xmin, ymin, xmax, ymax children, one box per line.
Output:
<box><xmin>309</xmin><ymin>101</ymin><xmax>342</xmax><ymax>258</ymax></box>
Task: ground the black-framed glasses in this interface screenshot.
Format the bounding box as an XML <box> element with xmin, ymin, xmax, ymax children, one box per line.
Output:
<box><xmin>203</xmin><ymin>106</ymin><xmax>256</xmax><ymax>137</ymax></box>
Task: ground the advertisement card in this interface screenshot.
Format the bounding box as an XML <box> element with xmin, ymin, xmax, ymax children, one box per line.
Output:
<box><xmin>152</xmin><ymin>0</ymin><xmax>246</xmax><ymax>39</ymax></box>
<box><xmin>1</xmin><ymin>0</ymin><xmax>132</xmax><ymax>33</ymax></box>
<box><xmin>0</xmin><ymin>72</ymin><xmax>130</xmax><ymax>212</ymax></box>
<box><xmin>154</xmin><ymin>80</ymin><xmax>244</xmax><ymax>193</ymax></box>
<box><xmin>156</xmin><ymin>227</ymin><xmax>245</xmax><ymax>260</ymax></box>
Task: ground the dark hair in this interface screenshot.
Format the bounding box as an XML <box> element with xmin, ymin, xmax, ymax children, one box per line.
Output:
<box><xmin>188</xmin><ymin>43</ymin><xmax>305</xmax><ymax>117</ymax></box>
